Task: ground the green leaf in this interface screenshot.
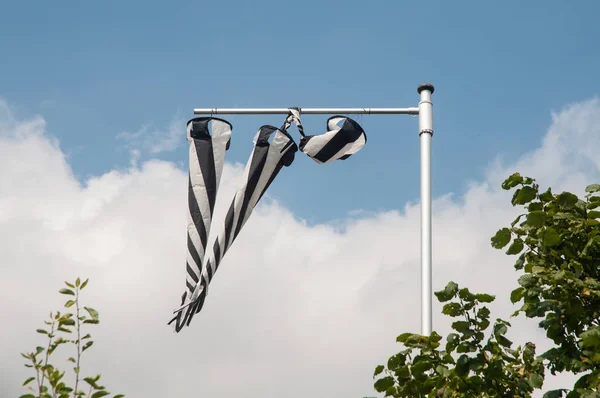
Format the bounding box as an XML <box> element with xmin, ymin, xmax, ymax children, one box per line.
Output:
<box><xmin>37</xmin><ymin>329</ymin><xmax>48</xmax><ymax>334</ymax></box>
<box><xmin>557</xmin><ymin>192</ymin><xmax>578</xmax><ymax>209</ymax></box>
<box><xmin>59</xmin><ymin>288</ymin><xmax>75</xmax><ymax>296</ymax></box>
<box><xmin>429</xmin><ymin>331</ymin><xmax>442</xmax><ymax>343</ymax></box>
<box><xmin>396</xmin><ymin>333</ymin><xmax>412</xmax><ymax>343</ymax></box>
<box><xmin>478</xmin><ymin>318</ymin><xmax>491</xmax><ymax>333</ymax></box>
<box><xmin>514</xmin><ymin>253</ymin><xmax>525</xmax><ymax>270</ymax></box>
<box><xmin>82</xmin><ymin>341</ymin><xmax>94</xmax><ymax>352</ymax></box>
<box><xmin>528</xmin><ymin>373</ymin><xmax>544</xmax><ymax>388</ymax></box>
<box><xmin>588</xmin><ymin>210</ymin><xmax>600</xmax><ymax>219</ymax></box>
<box><xmin>387</xmin><ymin>353</ymin><xmax>405</xmax><ymax>371</ymax></box>
<box><xmin>531</xmin><ymin>266</ymin><xmax>547</xmax><ymax>274</ymax></box>
<box><xmin>23</xmin><ymin>377</ymin><xmax>36</xmax><ymax>386</ymax></box>
<box><xmin>434</xmin><ymin>281</ymin><xmax>459</xmax><ymax>302</ymax></box>
<box><xmin>80</xmin><ymin>279</ymin><xmax>89</xmax><ymax>290</ymax></box>
<box><xmin>456</xmin><ymin>342</ymin><xmax>475</xmax><ymax>353</ymax></box>
<box><xmin>84</xmin><ymin>376</ymin><xmax>100</xmax><ymax>388</ymax></box>
<box><xmin>543</xmin><ymin>227</ymin><xmax>561</xmax><ymax>247</ymax></box>
<box><xmin>518</xmin><ymin>274</ymin><xmax>536</xmax><ymax>288</ymax></box>
<box><xmin>394</xmin><ymin>364</ymin><xmax>410</xmax><ymax>380</ymax></box>
<box><xmin>458</xmin><ymin>288</ymin><xmax>477</xmax><ymax>303</ymax></box>
<box><xmin>510</xmin><ymin>287</ymin><xmax>525</xmax><ymax>303</ymax></box>
<box><xmin>411</xmin><ymin>360</ymin><xmax>433</xmax><ymax>378</ymax></box>
<box><xmin>475</xmin><ymin>293</ymin><xmax>495</xmax><ymax>303</ymax></box>
<box><xmin>456</xmin><ymin>354</ymin><xmax>470</xmax><ymax>369</ymax></box>
<box><xmin>494</xmin><ymin>322</ymin><xmax>508</xmax><ymax>337</ymax></box>
<box><xmin>61</xmin><ymin>319</ymin><xmax>76</xmax><ymax>326</ymax></box>
<box><xmin>36</xmin><ymin>346</ymin><xmax>44</xmax><ymax>354</ymax></box>
<box><xmin>84</xmin><ymin>307</ymin><xmax>99</xmax><ymax>320</ymax></box>
<box><xmin>502</xmin><ymin>173</ymin><xmax>524</xmax><ymax>190</ymax></box>
<box><xmin>452</xmin><ymin>321</ymin><xmax>471</xmax><ymax>334</ymax></box>
<box><xmin>446</xmin><ymin>333</ymin><xmax>459</xmax><ymax>349</ymax></box>
<box><xmin>64</xmin><ymin>300</ymin><xmax>75</xmax><ymax>308</ymax></box>
<box><xmin>469</xmin><ymin>357</ymin><xmax>485</xmax><ymax>371</ymax></box>
<box><xmin>579</xmin><ymin>326</ymin><xmax>600</xmax><ymax>349</ymax></box>
<box><xmin>91</xmin><ymin>391</ymin><xmax>110</xmax><ymax>398</ymax></box>
<box><xmin>528</xmin><ymin>201</ymin><xmax>543</xmax><ymax>211</ymax></box>
<box><xmin>542</xmin><ymin>390</ymin><xmax>567</xmax><ymax>398</ymax></box>
<box><xmin>573</xmin><ymin>373</ymin><xmax>591</xmax><ymax>390</ymax></box>
<box><xmin>497</xmin><ymin>335</ymin><xmax>512</xmax><ymax>347</ymax></box>
<box><xmin>446</xmin><ymin>333</ymin><xmax>459</xmax><ymax>343</ymax></box>
<box><xmin>442</xmin><ymin>302</ymin><xmax>463</xmax><ymax>316</ymax></box>
<box><xmin>374</xmin><ymin>376</ymin><xmax>395</xmax><ymax>393</ymax></box>
<box><xmin>587</xmin><ymin>201</ymin><xmax>600</xmax><ymax>210</ymax></box>
<box><xmin>83</xmin><ymin>319</ymin><xmax>99</xmax><ymax>325</ymax></box>
<box><xmin>19</xmin><ymin>395</ymin><xmax>36</xmax><ymax>398</ymax></box>
<box><xmin>539</xmin><ymin>187</ymin><xmax>553</xmax><ymax>202</ymax></box>
<box><xmin>527</xmin><ymin>210</ymin><xmax>547</xmax><ymax>227</ymax></box>
<box><xmin>478</xmin><ymin>307</ymin><xmax>491</xmax><ymax>319</ymax></box>
<box><xmin>113</xmin><ymin>395</ymin><xmax>125</xmax><ymax>398</ymax></box>
<box><xmin>75</xmin><ymin>277</ymin><xmax>81</xmax><ymax>287</ymax></box>
<box><xmin>491</xmin><ymin>228</ymin><xmax>511</xmax><ymax>249</ymax></box>
<box><xmin>513</xmin><ymin>186</ymin><xmax>537</xmax><ymax>205</ymax></box>
<box><xmin>435</xmin><ymin>364</ymin><xmax>450</xmax><ymax>377</ymax></box>
<box><xmin>506</xmin><ymin>239</ymin><xmax>524</xmax><ymax>255</ymax></box>
<box><xmin>585</xmin><ymin>183</ymin><xmax>600</xmax><ymax>193</ymax></box>
<box><xmin>511</xmin><ymin>214</ymin><xmax>525</xmax><ymax>227</ymax></box>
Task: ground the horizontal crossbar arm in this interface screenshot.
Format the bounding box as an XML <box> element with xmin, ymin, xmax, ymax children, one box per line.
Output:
<box><xmin>192</xmin><ymin>107</ymin><xmax>419</xmax><ymax>115</ymax></box>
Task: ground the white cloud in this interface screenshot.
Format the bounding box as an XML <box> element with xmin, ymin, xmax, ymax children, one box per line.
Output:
<box><xmin>1</xmin><ymin>97</ymin><xmax>599</xmax><ymax>397</ymax></box>
<box><xmin>117</xmin><ymin>113</ymin><xmax>185</xmax><ymax>155</ymax></box>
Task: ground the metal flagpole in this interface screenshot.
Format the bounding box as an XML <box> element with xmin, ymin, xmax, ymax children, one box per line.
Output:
<box><xmin>192</xmin><ymin>83</ymin><xmax>435</xmax><ymax>336</ymax></box>
<box><xmin>194</xmin><ymin>107</ymin><xmax>419</xmax><ymax>115</ymax></box>
<box><xmin>418</xmin><ymin>83</ymin><xmax>434</xmax><ymax>336</ymax></box>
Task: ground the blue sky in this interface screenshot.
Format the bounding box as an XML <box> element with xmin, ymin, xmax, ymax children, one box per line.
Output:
<box><xmin>4</xmin><ymin>3</ymin><xmax>600</xmax><ymax>396</ymax></box>
<box><xmin>2</xmin><ymin>0</ymin><xmax>599</xmax><ymax>222</ymax></box>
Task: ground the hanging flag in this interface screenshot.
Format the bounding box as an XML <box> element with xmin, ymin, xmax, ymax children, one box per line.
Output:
<box><xmin>169</xmin><ymin>109</ymin><xmax>369</xmax><ymax>331</ymax></box>
<box><xmin>173</xmin><ymin>117</ymin><xmax>232</xmax><ymax>328</ymax></box>
<box><xmin>170</xmin><ymin>123</ymin><xmax>298</xmax><ymax>331</ymax></box>
<box><xmin>282</xmin><ymin>108</ymin><xmax>367</xmax><ymax>164</ymax></box>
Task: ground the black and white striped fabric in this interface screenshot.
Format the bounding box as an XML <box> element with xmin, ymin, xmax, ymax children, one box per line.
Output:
<box><xmin>169</xmin><ymin>109</ymin><xmax>368</xmax><ymax>332</ymax></box>
<box><xmin>169</xmin><ymin>123</ymin><xmax>297</xmax><ymax>332</ymax></box>
<box><xmin>174</xmin><ymin>117</ymin><xmax>232</xmax><ymax>328</ymax></box>
<box><xmin>282</xmin><ymin>108</ymin><xmax>367</xmax><ymax>164</ymax></box>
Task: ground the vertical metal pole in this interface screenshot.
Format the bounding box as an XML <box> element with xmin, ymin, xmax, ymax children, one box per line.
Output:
<box><xmin>418</xmin><ymin>83</ymin><xmax>434</xmax><ymax>336</ymax></box>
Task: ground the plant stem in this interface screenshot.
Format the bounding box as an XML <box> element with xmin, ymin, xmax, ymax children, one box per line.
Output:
<box><xmin>74</xmin><ymin>287</ymin><xmax>82</xmax><ymax>398</ymax></box>
<box><xmin>34</xmin><ymin>356</ymin><xmax>42</xmax><ymax>396</ymax></box>
<box><xmin>40</xmin><ymin>320</ymin><xmax>56</xmax><ymax>390</ymax></box>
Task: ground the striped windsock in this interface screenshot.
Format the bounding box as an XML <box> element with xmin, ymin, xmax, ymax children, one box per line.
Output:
<box><xmin>282</xmin><ymin>108</ymin><xmax>367</xmax><ymax>164</ymax></box>
<box><xmin>170</xmin><ymin>123</ymin><xmax>298</xmax><ymax>331</ymax></box>
<box><xmin>171</xmin><ymin>117</ymin><xmax>232</xmax><ymax>330</ymax></box>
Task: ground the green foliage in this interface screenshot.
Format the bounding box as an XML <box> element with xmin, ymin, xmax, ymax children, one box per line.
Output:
<box><xmin>373</xmin><ymin>282</ymin><xmax>545</xmax><ymax>397</ymax></box>
<box><xmin>492</xmin><ymin>174</ymin><xmax>600</xmax><ymax>395</ymax></box>
<box><xmin>374</xmin><ymin>174</ymin><xmax>600</xmax><ymax>397</ymax></box>
<box><xmin>20</xmin><ymin>278</ymin><xmax>125</xmax><ymax>398</ymax></box>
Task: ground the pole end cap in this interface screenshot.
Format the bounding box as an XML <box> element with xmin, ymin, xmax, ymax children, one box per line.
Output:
<box><xmin>417</xmin><ymin>83</ymin><xmax>435</xmax><ymax>94</ymax></box>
